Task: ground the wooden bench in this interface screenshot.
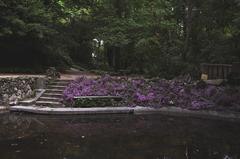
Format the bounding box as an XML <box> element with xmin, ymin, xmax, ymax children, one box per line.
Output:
<box><xmin>200</xmin><ymin>63</ymin><xmax>240</xmax><ymax>85</ymax></box>
<box><xmin>200</xmin><ymin>63</ymin><xmax>232</xmax><ymax>80</ymax></box>
<box><xmin>74</xmin><ymin>96</ymin><xmax>122</xmax><ymax>100</ymax></box>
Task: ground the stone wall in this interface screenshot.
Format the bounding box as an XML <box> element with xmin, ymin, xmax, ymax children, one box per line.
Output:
<box><xmin>0</xmin><ymin>77</ymin><xmax>47</xmax><ymax>105</ymax></box>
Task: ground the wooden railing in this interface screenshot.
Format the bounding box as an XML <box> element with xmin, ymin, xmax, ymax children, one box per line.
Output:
<box><xmin>200</xmin><ymin>63</ymin><xmax>232</xmax><ymax>80</ymax></box>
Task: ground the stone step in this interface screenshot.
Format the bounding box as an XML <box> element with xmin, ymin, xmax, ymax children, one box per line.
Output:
<box><xmin>18</xmin><ymin>100</ymin><xmax>33</xmax><ymax>106</ymax></box>
<box><xmin>45</xmin><ymin>89</ymin><xmax>64</xmax><ymax>93</ymax></box>
<box><xmin>36</xmin><ymin>101</ymin><xmax>64</xmax><ymax>107</ymax></box>
<box><xmin>48</xmin><ymin>85</ymin><xmax>66</xmax><ymax>90</ymax></box>
<box><xmin>38</xmin><ymin>97</ymin><xmax>61</xmax><ymax>102</ymax></box>
<box><xmin>42</xmin><ymin>93</ymin><xmax>63</xmax><ymax>98</ymax></box>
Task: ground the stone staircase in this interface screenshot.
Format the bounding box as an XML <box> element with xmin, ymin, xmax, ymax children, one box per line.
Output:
<box><xmin>36</xmin><ymin>79</ymin><xmax>72</xmax><ymax>107</ymax></box>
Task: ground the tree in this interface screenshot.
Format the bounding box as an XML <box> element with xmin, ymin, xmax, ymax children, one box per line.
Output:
<box><xmin>0</xmin><ymin>0</ymin><xmax>239</xmax><ymax>77</ymax></box>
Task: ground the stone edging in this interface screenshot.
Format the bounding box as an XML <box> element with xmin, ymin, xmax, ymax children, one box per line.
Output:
<box><xmin>8</xmin><ymin>106</ymin><xmax>240</xmax><ymax>120</ymax></box>
<box><xmin>9</xmin><ymin>106</ymin><xmax>134</xmax><ymax>115</ymax></box>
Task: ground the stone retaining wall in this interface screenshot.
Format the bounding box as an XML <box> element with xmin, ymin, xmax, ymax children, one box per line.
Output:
<box><xmin>0</xmin><ymin>77</ymin><xmax>47</xmax><ymax>105</ymax></box>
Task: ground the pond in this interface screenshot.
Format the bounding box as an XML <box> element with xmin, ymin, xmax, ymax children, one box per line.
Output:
<box><xmin>0</xmin><ymin>113</ymin><xmax>240</xmax><ymax>159</ymax></box>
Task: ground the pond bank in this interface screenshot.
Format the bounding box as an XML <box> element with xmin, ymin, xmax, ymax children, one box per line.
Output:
<box><xmin>7</xmin><ymin>106</ymin><xmax>240</xmax><ymax>121</ymax></box>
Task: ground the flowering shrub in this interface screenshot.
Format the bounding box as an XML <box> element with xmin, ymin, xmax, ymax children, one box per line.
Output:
<box><xmin>63</xmin><ymin>75</ymin><xmax>240</xmax><ymax>110</ymax></box>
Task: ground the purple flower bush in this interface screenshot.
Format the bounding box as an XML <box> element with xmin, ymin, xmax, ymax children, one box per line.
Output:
<box><xmin>63</xmin><ymin>75</ymin><xmax>240</xmax><ymax>110</ymax></box>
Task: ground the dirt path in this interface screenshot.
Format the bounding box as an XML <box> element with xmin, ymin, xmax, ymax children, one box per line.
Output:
<box><xmin>60</xmin><ymin>73</ymin><xmax>99</xmax><ymax>80</ymax></box>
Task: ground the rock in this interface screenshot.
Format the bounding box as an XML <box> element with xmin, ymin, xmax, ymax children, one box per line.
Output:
<box><xmin>203</xmin><ymin>79</ymin><xmax>224</xmax><ymax>86</ymax></box>
<box><xmin>26</xmin><ymin>85</ymin><xmax>31</xmax><ymax>90</ymax></box>
<box><xmin>3</xmin><ymin>94</ymin><xmax>9</xmax><ymax>103</ymax></box>
<box><xmin>26</xmin><ymin>90</ymin><xmax>33</xmax><ymax>97</ymax></box>
<box><xmin>169</xmin><ymin>100</ymin><xmax>175</xmax><ymax>105</ymax></box>
<box><xmin>0</xmin><ymin>77</ymin><xmax>46</xmax><ymax>104</ymax></box>
<box><xmin>46</xmin><ymin>67</ymin><xmax>61</xmax><ymax>79</ymax></box>
<box><xmin>9</xmin><ymin>100</ymin><xmax>18</xmax><ymax>106</ymax></box>
<box><xmin>17</xmin><ymin>90</ymin><xmax>22</xmax><ymax>96</ymax></box>
<box><xmin>9</xmin><ymin>94</ymin><xmax>17</xmax><ymax>102</ymax></box>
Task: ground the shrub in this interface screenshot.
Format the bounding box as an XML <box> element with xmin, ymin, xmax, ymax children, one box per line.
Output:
<box><xmin>63</xmin><ymin>75</ymin><xmax>239</xmax><ymax>109</ymax></box>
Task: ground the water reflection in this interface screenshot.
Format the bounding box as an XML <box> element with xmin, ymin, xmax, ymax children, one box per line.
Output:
<box><xmin>0</xmin><ymin>113</ymin><xmax>239</xmax><ymax>159</ymax></box>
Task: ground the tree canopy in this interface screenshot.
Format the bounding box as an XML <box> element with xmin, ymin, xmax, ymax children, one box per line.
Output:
<box><xmin>0</xmin><ymin>0</ymin><xmax>239</xmax><ymax>77</ymax></box>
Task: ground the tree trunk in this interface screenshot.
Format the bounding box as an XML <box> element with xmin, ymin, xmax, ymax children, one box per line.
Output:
<box><xmin>183</xmin><ymin>0</ymin><xmax>193</xmax><ymax>60</ymax></box>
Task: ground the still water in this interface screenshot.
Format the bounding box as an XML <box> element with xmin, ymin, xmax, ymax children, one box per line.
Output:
<box><xmin>0</xmin><ymin>113</ymin><xmax>240</xmax><ymax>159</ymax></box>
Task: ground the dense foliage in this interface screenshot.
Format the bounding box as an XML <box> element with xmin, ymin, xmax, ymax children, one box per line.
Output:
<box><xmin>63</xmin><ymin>75</ymin><xmax>240</xmax><ymax>110</ymax></box>
<box><xmin>0</xmin><ymin>0</ymin><xmax>239</xmax><ymax>77</ymax></box>
<box><xmin>0</xmin><ymin>0</ymin><xmax>92</xmax><ymax>72</ymax></box>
